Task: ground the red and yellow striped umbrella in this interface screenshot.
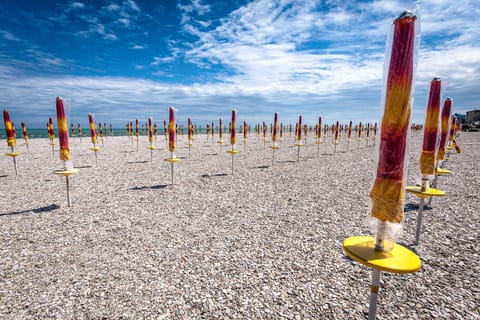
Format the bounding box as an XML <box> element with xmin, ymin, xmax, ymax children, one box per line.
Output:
<box><xmin>148</xmin><ymin>117</ymin><xmax>154</xmax><ymax>145</ymax></box>
<box><xmin>347</xmin><ymin>121</ymin><xmax>352</xmax><ymax>141</ymax></box>
<box><xmin>419</xmin><ymin>78</ymin><xmax>441</xmax><ymax>176</ymax></box>
<box><xmin>369</xmin><ymin>12</ymin><xmax>417</xmax><ymax>224</ymax></box>
<box><xmin>21</xmin><ymin>122</ymin><xmax>28</xmax><ymax>144</ymax></box>
<box><xmin>88</xmin><ymin>114</ymin><xmax>97</xmax><ymax>144</ymax></box>
<box><xmin>219</xmin><ymin>118</ymin><xmax>223</xmax><ymax>141</ymax></box>
<box><xmin>296</xmin><ymin>115</ymin><xmax>302</xmax><ymax>141</ymax></box>
<box><xmin>3</xmin><ymin>109</ymin><xmax>16</xmax><ymax>147</ymax></box>
<box><xmin>56</xmin><ymin>97</ymin><xmax>70</xmax><ymax>161</ymax></box>
<box><xmin>188</xmin><ymin>117</ymin><xmax>193</xmax><ymax>142</ymax></box>
<box><xmin>436</xmin><ymin>97</ymin><xmax>452</xmax><ymax>161</ymax></box>
<box><xmin>334</xmin><ymin>121</ymin><xmax>339</xmax><ymax>143</ymax></box>
<box><xmin>230</xmin><ymin>109</ymin><xmax>237</xmax><ymax>146</ymax></box>
<box><xmin>48</xmin><ymin>117</ymin><xmax>55</xmax><ymax>141</ymax></box>
<box><xmin>272</xmin><ymin>112</ymin><xmax>278</xmax><ymax>143</ymax></box>
<box><xmin>316</xmin><ymin>117</ymin><xmax>322</xmax><ymax>141</ymax></box>
<box><xmin>168</xmin><ymin>106</ymin><xmax>176</xmax><ymax>153</ymax></box>
<box><xmin>448</xmin><ymin>117</ymin><xmax>461</xmax><ymax>153</ymax></box>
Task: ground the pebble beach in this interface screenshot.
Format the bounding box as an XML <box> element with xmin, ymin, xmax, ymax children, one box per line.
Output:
<box><xmin>1</xmin><ymin>131</ymin><xmax>479</xmax><ymax>319</ymax></box>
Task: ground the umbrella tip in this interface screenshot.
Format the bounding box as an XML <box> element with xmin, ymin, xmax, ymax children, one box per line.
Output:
<box><xmin>396</xmin><ymin>10</ymin><xmax>416</xmax><ymax>20</ymax></box>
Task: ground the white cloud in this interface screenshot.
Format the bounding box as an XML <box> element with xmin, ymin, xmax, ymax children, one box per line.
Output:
<box><xmin>0</xmin><ymin>30</ymin><xmax>20</xmax><ymax>41</ymax></box>
<box><xmin>126</xmin><ymin>0</ymin><xmax>140</xmax><ymax>12</ymax></box>
<box><xmin>70</xmin><ymin>2</ymin><xmax>85</xmax><ymax>10</ymax></box>
<box><xmin>77</xmin><ymin>23</ymin><xmax>118</xmax><ymax>40</ymax></box>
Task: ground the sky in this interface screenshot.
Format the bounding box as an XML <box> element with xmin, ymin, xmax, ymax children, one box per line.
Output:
<box><xmin>0</xmin><ymin>0</ymin><xmax>479</xmax><ymax>128</ymax></box>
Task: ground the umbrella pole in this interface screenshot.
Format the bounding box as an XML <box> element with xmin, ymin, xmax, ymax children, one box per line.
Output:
<box><xmin>231</xmin><ymin>153</ymin><xmax>234</xmax><ymax>176</ymax></box>
<box><xmin>297</xmin><ymin>145</ymin><xmax>300</xmax><ymax>161</ymax></box>
<box><xmin>150</xmin><ymin>148</ymin><xmax>153</xmax><ymax>162</ymax></box>
<box><xmin>333</xmin><ymin>143</ymin><xmax>337</xmax><ymax>155</ymax></box>
<box><xmin>66</xmin><ymin>175</ymin><xmax>71</xmax><ymax>207</ymax></box>
<box><xmin>272</xmin><ymin>148</ymin><xmax>275</xmax><ymax>166</ymax></box>
<box><xmin>11</xmin><ymin>146</ymin><xmax>18</xmax><ymax>175</ymax></box>
<box><xmin>368</xmin><ymin>269</ymin><xmax>381</xmax><ymax>320</ymax></box>
<box><xmin>51</xmin><ymin>143</ymin><xmax>55</xmax><ymax>157</ymax></box>
<box><xmin>317</xmin><ymin>141</ymin><xmax>320</xmax><ymax>157</ymax></box>
<box><xmin>170</xmin><ymin>153</ymin><xmax>175</xmax><ymax>187</ymax></box>
<box><xmin>414</xmin><ymin>197</ymin><xmax>425</xmax><ymax>245</ymax></box>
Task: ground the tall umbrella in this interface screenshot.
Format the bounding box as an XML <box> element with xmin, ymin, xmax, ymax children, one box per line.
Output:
<box><xmin>226</xmin><ymin>109</ymin><xmax>239</xmax><ymax>175</ymax></box>
<box><xmin>344</xmin><ymin>11</ymin><xmax>421</xmax><ymax>320</ymax></box>
<box><xmin>3</xmin><ymin>109</ymin><xmax>20</xmax><ymax>174</ymax></box>
<box><xmin>21</xmin><ymin>122</ymin><xmax>29</xmax><ymax>152</ymax></box>
<box><xmin>164</xmin><ymin>107</ymin><xmax>180</xmax><ymax>186</ymax></box>
<box><xmin>53</xmin><ymin>97</ymin><xmax>79</xmax><ymax>207</ymax></box>
<box><xmin>406</xmin><ymin>78</ymin><xmax>446</xmax><ymax>244</ymax></box>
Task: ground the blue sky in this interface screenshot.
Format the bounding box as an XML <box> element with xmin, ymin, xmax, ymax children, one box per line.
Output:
<box><xmin>1</xmin><ymin>0</ymin><xmax>479</xmax><ymax>128</ymax></box>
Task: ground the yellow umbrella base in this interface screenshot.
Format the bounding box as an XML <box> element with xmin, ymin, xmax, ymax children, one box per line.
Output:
<box><xmin>435</xmin><ymin>168</ymin><xmax>450</xmax><ymax>175</ymax></box>
<box><xmin>147</xmin><ymin>146</ymin><xmax>157</xmax><ymax>150</ymax></box>
<box><xmin>90</xmin><ymin>147</ymin><xmax>101</xmax><ymax>152</ymax></box>
<box><xmin>343</xmin><ymin>236</ymin><xmax>421</xmax><ymax>274</ymax></box>
<box><xmin>227</xmin><ymin>150</ymin><xmax>239</xmax><ymax>155</ymax></box>
<box><xmin>5</xmin><ymin>152</ymin><xmax>21</xmax><ymax>158</ymax></box>
<box><xmin>333</xmin><ymin>141</ymin><xmax>339</xmax><ymax>145</ymax></box>
<box><xmin>164</xmin><ymin>158</ymin><xmax>181</xmax><ymax>163</ymax></box>
<box><xmin>271</xmin><ymin>146</ymin><xmax>280</xmax><ymax>150</ymax></box>
<box><xmin>294</xmin><ymin>143</ymin><xmax>304</xmax><ymax>147</ymax></box>
<box><xmin>217</xmin><ymin>141</ymin><xmax>224</xmax><ymax>145</ymax></box>
<box><xmin>406</xmin><ymin>186</ymin><xmax>446</xmax><ymax>198</ymax></box>
<box><xmin>315</xmin><ymin>141</ymin><xmax>322</xmax><ymax>144</ymax></box>
<box><xmin>53</xmin><ymin>168</ymin><xmax>80</xmax><ymax>176</ymax></box>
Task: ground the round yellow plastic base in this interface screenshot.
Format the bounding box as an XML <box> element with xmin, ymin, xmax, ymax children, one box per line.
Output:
<box><xmin>227</xmin><ymin>150</ymin><xmax>239</xmax><ymax>155</ymax></box>
<box><xmin>164</xmin><ymin>158</ymin><xmax>181</xmax><ymax>163</ymax></box>
<box><xmin>406</xmin><ymin>186</ymin><xmax>445</xmax><ymax>198</ymax></box>
<box><xmin>343</xmin><ymin>236</ymin><xmax>421</xmax><ymax>274</ymax></box>
<box><xmin>53</xmin><ymin>168</ymin><xmax>79</xmax><ymax>176</ymax></box>
<box><xmin>218</xmin><ymin>141</ymin><xmax>224</xmax><ymax>145</ymax></box>
<box><xmin>147</xmin><ymin>146</ymin><xmax>157</xmax><ymax>150</ymax></box>
<box><xmin>333</xmin><ymin>141</ymin><xmax>339</xmax><ymax>145</ymax></box>
<box><xmin>6</xmin><ymin>152</ymin><xmax>21</xmax><ymax>157</ymax></box>
<box><xmin>315</xmin><ymin>141</ymin><xmax>322</xmax><ymax>145</ymax></box>
<box><xmin>90</xmin><ymin>147</ymin><xmax>101</xmax><ymax>152</ymax></box>
<box><xmin>435</xmin><ymin>168</ymin><xmax>450</xmax><ymax>175</ymax></box>
<box><xmin>271</xmin><ymin>146</ymin><xmax>279</xmax><ymax>150</ymax></box>
<box><xmin>294</xmin><ymin>143</ymin><xmax>304</xmax><ymax>147</ymax></box>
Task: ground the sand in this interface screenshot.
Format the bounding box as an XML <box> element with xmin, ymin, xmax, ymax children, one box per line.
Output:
<box><xmin>0</xmin><ymin>132</ymin><xmax>479</xmax><ymax>319</ymax></box>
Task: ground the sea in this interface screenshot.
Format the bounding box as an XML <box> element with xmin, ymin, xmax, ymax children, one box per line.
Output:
<box><xmin>0</xmin><ymin>128</ymin><xmax>215</xmax><ymax>140</ymax></box>
<box><xmin>0</xmin><ymin>128</ymin><xmax>130</xmax><ymax>140</ymax></box>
